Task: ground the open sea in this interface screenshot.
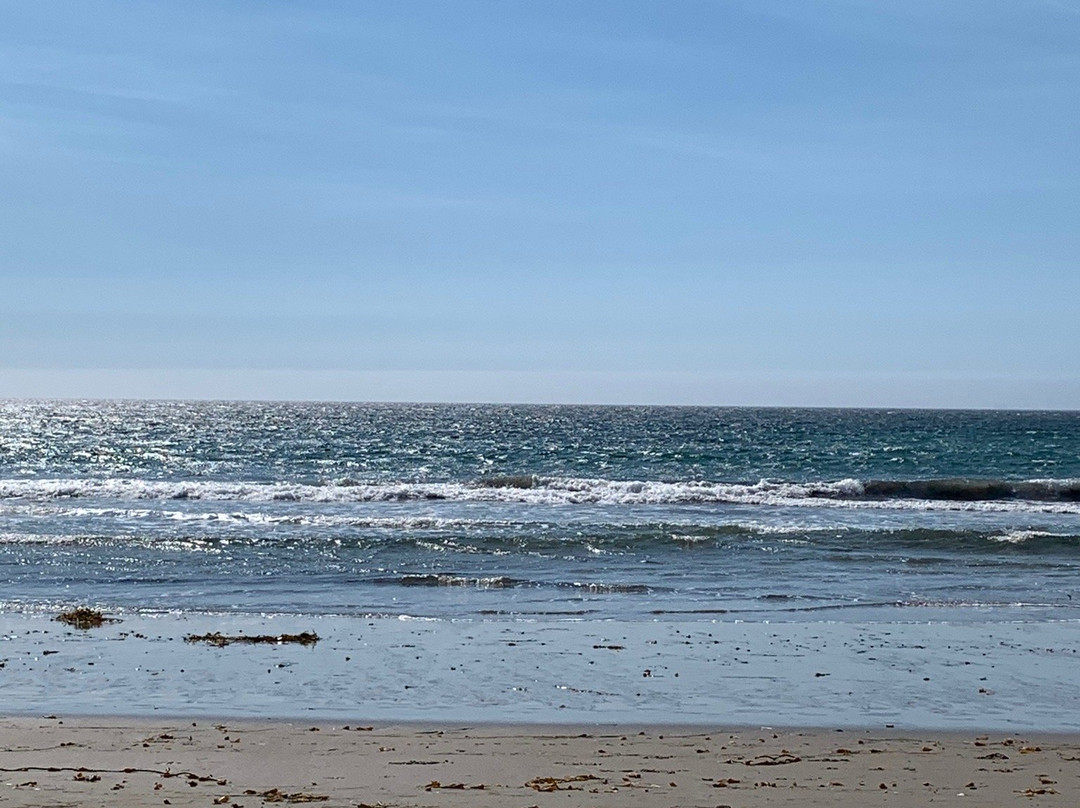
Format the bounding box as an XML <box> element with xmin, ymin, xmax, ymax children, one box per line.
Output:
<box><xmin>2</xmin><ymin>400</ymin><xmax>1079</xmax><ymax>728</ymax></box>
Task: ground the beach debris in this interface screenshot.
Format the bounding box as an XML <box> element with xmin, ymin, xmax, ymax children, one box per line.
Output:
<box><xmin>0</xmin><ymin>765</ymin><xmax>224</xmax><ymax>784</ymax></box>
<box><xmin>183</xmin><ymin>632</ymin><xmax>319</xmax><ymax>647</ymax></box>
<box><xmin>711</xmin><ymin>778</ymin><xmax>740</xmax><ymax>788</ymax></box>
<box><xmin>55</xmin><ymin>608</ymin><xmax>119</xmax><ymax>630</ymax></box>
<box><xmin>618</xmin><ymin>773</ymin><xmax>665</xmax><ymax>789</ymax></box>
<box><xmin>243</xmin><ymin>787</ymin><xmax>329</xmax><ymax>802</ymax></box>
<box><xmin>424</xmin><ymin>781</ymin><xmax>487</xmax><ymax>791</ymax></box>
<box><xmin>525</xmin><ymin>774</ymin><xmax>600</xmax><ymax>792</ymax></box>
<box><xmin>744</xmin><ymin>752</ymin><xmax>801</xmax><ymax>766</ymax></box>
<box><xmin>173</xmin><ymin>771</ymin><xmax>229</xmax><ymax>785</ymax></box>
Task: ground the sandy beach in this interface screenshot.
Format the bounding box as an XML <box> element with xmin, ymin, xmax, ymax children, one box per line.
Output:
<box><xmin>2</xmin><ymin>715</ymin><xmax>1077</xmax><ymax>807</ymax></box>
<box><xmin>4</xmin><ymin>601</ymin><xmax>1080</xmax><ymax>806</ymax></box>
<box><xmin>4</xmin><ymin>612</ymin><xmax>1079</xmax><ymax>806</ymax></box>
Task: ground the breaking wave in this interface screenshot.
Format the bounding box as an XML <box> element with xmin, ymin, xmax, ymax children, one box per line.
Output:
<box><xmin>1</xmin><ymin>475</ymin><xmax>1079</xmax><ymax>513</ymax></box>
<box><xmin>857</xmin><ymin>478</ymin><xmax>1080</xmax><ymax>502</ymax></box>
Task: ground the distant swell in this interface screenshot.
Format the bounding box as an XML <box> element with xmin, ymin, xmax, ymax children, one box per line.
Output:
<box><xmin>1</xmin><ymin>475</ymin><xmax>1079</xmax><ymax>513</ymax></box>
<box><xmin>855</xmin><ymin>478</ymin><xmax>1080</xmax><ymax>502</ymax></box>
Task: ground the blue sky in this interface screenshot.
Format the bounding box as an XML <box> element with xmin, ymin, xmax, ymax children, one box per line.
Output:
<box><xmin>2</xmin><ymin>1</ymin><xmax>1078</xmax><ymax>406</ymax></box>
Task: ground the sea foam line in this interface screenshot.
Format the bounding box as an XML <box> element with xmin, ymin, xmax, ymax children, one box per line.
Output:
<box><xmin>1</xmin><ymin>476</ymin><xmax>1079</xmax><ymax>514</ymax></box>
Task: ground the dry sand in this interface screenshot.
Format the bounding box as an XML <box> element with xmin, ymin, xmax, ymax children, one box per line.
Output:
<box><xmin>1</xmin><ymin>715</ymin><xmax>1077</xmax><ymax>806</ymax></box>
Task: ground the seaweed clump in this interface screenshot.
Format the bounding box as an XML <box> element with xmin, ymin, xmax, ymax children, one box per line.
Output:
<box><xmin>248</xmin><ymin>788</ymin><xmax>329</xmax><ymax>803</ymax></box>
<box><xmin>55</xmin><ymin>608</ymin><xmax>118</xmax><ymax>630</ymax></box>
<box><xmin>184</xmin><ymin>632</ymin><xmax>320</xmax><ymax>647</ymax></box>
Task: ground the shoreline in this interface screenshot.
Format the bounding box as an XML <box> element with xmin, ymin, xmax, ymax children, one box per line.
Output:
<box><xmin>4</xmin><ymin>610</ymin><xmax>1080</xmax><ymax>731</ymax></box>
<box><xmin>4</xmin><ymin>709</ymin><xmax>1080</xmax><ymax>738</ymax></box>
<box><xmin>11</xmin><ymin>710</ymin><xmax>1080</xmax><ymax>737</ymax></box>
<box><xmin>2</xmin><ymin>715</ymin><xmax>1077</xmax><ymax>806</ymax></box>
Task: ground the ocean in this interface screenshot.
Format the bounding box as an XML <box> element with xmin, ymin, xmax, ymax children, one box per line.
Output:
<box><xmin>2</xmin><ymin>400</ymin><xmax>1079</xmax><ymax>728</ymax></box>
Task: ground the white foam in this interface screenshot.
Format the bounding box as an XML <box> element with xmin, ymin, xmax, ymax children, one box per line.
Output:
<box><xmin>990</xmin><ymin>530</ymin><xmax>1059</xmax><ymax>544</ymax></box>
<box><xmin>1</xmin><ymin>476</ymin><xmax>1078</xmax><ymax>515</ymax></box>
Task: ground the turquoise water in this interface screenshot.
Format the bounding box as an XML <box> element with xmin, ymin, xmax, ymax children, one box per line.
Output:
<box><xmin>1</xmin><ymin>401</ymin><xmax>1077</xmax><ymax>623</ymax></box>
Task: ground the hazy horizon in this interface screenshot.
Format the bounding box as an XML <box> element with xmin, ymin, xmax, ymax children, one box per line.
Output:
<box><xmin>3</xmin><ymin>369</ymin><xmax>1079</xmax><ymax>411</ymax></box>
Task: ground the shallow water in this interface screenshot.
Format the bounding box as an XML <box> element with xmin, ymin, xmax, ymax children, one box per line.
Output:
<box><xmin>3</xmin><ymin>612</ymin><xmax>1079</xmax><ymax>730</ymax></box>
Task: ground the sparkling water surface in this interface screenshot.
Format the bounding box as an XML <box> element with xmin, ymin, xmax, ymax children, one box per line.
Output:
<box><xmin>1</xmin><ymin>401</ymin><xmax>1077</xmax><ymax>623</ymax></box>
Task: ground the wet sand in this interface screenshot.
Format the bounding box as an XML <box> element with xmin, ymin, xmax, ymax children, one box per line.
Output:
<box><xmin>4</xmin><ymin>611</ymin><xmax>1080</xmax><ymax>805</ymax></box>
<box><xmin>4</xmin><ymin>611</ymin><xmax>1080</xmax><ymax>730</ymax></box>
<box><xmin>1</xmin><ymin>715</ymin><xmax>1077</xmax><ymax>806</ymax></box>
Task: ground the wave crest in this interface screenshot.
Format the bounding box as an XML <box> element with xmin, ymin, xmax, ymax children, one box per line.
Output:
<box><xmin>1</xmin><ymin>475</ymin><xmax>1078</xmax><ymax>513</ymax></box>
